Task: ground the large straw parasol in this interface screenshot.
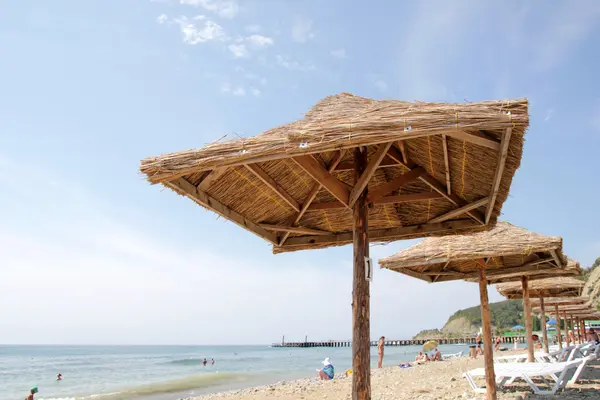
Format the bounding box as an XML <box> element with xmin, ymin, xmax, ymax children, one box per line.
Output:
<box><xmin>379</xmin><ymin>222</ymin><xmax>574</xmax><ymax>398</ymax></box>
<box><xmin>497</xmin><ymin>276</ymin><xmax>584</xmax><ymax>352</ymax></box>
<box><xmin>141</xmin><ymin>93</ymin><xmax>529</xmax><ymax>400</ymax></box>
<box><xmin>531</xmin><ymin>297</ymin><xmax>590</xmax><ymax>347</ymax></box>
<box><xmin>532</xmin><ymin>301</ymin><xmax>595</xmax><ymax>345</ymax></box>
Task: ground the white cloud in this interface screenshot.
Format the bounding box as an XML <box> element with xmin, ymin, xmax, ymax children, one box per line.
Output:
<box><xmin>180</xmin><ymin>0</ymin><xmax>239</xmax><ymax>19</ymax></box>
<box><xmin>330</xmin><ymin>48</ymin><xmax>346</xmax><ymax>59</ymax></box>
<box><xmin>250</xmin><ymin>88</ymin><xmax>261</xmax><ymax>97</ymax></box>
<box><xmin>245</xmin><ymin>24</ymin><xmax>261</xmax><ymax>33</ymax></box>
<box><xmin>529</xmin><ymin>2</ymin><xmax>600</xmax><ymax>72</ymax></box>
<box><xmin>228</xmin><ymin>43</ymin><xmax>248</xmax><ymax>58</ymax></box>
<box><xmin>374</xmin><ymin>79</ymin><xmax>388</xmax><ymax>92</ymax></box>
<box><xmin>156</xmin><ymin>14</ymin><xmax>168</xmax><ymax>24</ymax></box>
<box><xmin>234</xmin><ymin>66</ymin><xmax>267</xmax><ymax>85</ymax></box>
<box><xmin>276</xmin><ymin>55</ymin><xmax>315</xmax><ymax>72</ymax></box>
<box><xmin>221</xmin><ymin>83</ymin><xmax>245</xmax><ymax>96</ymax></box>
<box><xmin>0</xmin><ymin>156</ymin><xmax>509</xmax><ymax>345</ymax></box>
<box><xmin>173</xmin><ymin>16</ymin><xmax>226</xmax><ymax>44</ymax></box>
<box><xmin>292</xmin><ymin>16</ymin><xmax>314</xmax><ymax>43</ymax></box>
<box><xmin>246</xmin><ymin>34</ymin><xmax>273</xmax><ymax>48</ymax></box>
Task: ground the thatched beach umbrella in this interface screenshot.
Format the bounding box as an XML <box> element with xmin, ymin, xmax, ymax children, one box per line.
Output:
<box><xmin>497</xmin><ymin>276</ymin><xmax>584</xmax><ymax>354</ymax></box>
<box><xmin>532</xmin><ymin>302</ymin><xmax>595</xmax><ymax>345</ymax></box>
<box><xmin>531</xmin><ymin>296</ymin><xmax>590</xmax><ymax>350</ymax></box>
<box><xmin>141</xmin><ymin>93</ymin><xmax>529</xmax><ymax>400</ymax></box>
<box><xmin>379</xmin><ymin>222</ymin><xmax>572</xmax><ymax>398</ymax></box>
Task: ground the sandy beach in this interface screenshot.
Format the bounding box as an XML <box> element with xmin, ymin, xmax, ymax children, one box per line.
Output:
<box><xmin>186</xmin><ymin>354</ymin><xmax>600</xmax><ymax>400</ymax></box>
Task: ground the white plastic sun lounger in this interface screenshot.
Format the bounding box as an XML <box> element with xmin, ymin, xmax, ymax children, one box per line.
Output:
<box><xmin>442</xmin><ymin>351</ymin><xmax>463</xmax><ymax>360</ymax></box>
<box><xmin>463</xmin><ymin>359</ymin><xmax>583</xmax><ymax>395</ymax></box>
<box><xmin>567</xmin><ymin>344</ymin><xmax>600</xmax><ymax>385</ymax></box>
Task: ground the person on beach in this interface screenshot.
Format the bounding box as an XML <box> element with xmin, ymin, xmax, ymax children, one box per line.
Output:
<box><xmin>494</xmin><ymin>336</ymin><xmax>502</xmax><ymax>352</ymax></box>
<box><xmin>26</xmin><ymin>387</ymin><xmax>38</xmax><ymax>400</ymax></box>
<box><xmin>433</xmin><ymin>348</ymin><xmax>442</xmax><ymax>361</ymax></box>
<box><xmin>414</xmin><ymin>352</ymin><xmax>428</xmax><ymax>364</ymax></box>
<box><xmin>317</xmin><ymin>358</ymin><xmax>334</xmax><ymax>380</ymax></box>
<box><xmin>377</xmin><ymin>336</ymin><xmax>385</xmax><ymax>368</ymax></box>
<box><xmin>202</xmin><ymin>358</ymin><xmax>207</xmax><ymax>366</ymax></box>
<box><xmin>568</xmin><ymin>331</ymin><xmax>575</xmax><ymax>344</ymax></box>
<box><xmin>587</xmin><ymin>328</ymin><xmax>599</xmax><ymax>344</ymax></box>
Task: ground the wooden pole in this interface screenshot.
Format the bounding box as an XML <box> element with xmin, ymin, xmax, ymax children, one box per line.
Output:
<box><xmin>478</xmin><ymin>264</ymin><xmax>497</xmax><ymax>400</ymax></box>
<box><xmin>352</xmin><ymin>147</ymin><xmax>371</xmax><ymax>400</ymax></box>
<box><xmin>555</xmin><ymin>305</ymin><xmax>562</xmax><ymax>350</ymax></box>
<box><xmin>540</xmin><ymin>297</ymin><xmax>549</xmax><ymax>354</ymax></box>
<box><xmin>522</xmin><ymin>277</ymin><xmax>534</xmax><ymax>362</ymax></box>
<box><xmin>582</xmin><ymin>320</ymin><xmax>587</xmax><ymax>342</ymax></box>
<box><xmin>563</xmin><ymin>311</ymin><xmax>569</xmax><ymax>345</ymax></box>
<box><xmin>576</xmin><ymin>317</ymin><xmax>581</xmax><ymax>343</ymax></box>
<box><xmin>570</xmin><ymin>315</ymin><xmax>576</xmax><ymax>344</ymax></box>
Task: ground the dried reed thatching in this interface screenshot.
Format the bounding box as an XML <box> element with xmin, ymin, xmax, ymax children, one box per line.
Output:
<box><xmin>378</xmin><ymin>222</ymin><xmax>574</xmax><ymax>283</ymax></box>
<box><xmin>532</xmin><ymin>302</ymin><xmax>593</xmax><ymax>314</ymax></box>
<box><xmin>496</xmin><ymin>277</ymin><xmax>585</xmax><ymax>299</ymax></box>
<box><xmin>531</xmin><ymin>297</ymin><xmax>590</xmax><ymax>307</ymax></box>
<box><xmin>140</xmin><ymin>93</ymin><xmax>528</xmax><ymax>253</ymax></box>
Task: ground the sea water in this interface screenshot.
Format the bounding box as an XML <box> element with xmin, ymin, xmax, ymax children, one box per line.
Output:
<box><xmin>0</xmin><ymin>344</ymin><xmax>472</xmax><ymax>400</ymax></box>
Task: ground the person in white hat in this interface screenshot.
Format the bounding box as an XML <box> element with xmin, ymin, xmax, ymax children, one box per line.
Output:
<box><xmin>316</xmin><ymin>357</ymin><xmax>334</xmax><ymax>380</ymax></box>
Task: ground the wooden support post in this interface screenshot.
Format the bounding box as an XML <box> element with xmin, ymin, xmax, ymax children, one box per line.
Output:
<box><xmin>581</xmin><ymin>319</ymin><xmax>586</xmax><ymax>342</ymax></box>
<box><xmin>576</xmin><ymin>317</ymin><xmax>581</xmax><ymax>343</ymax></box>
<box><xmin>522</xmin><ymin>277</ymin><xmax>534</xmax><ymax>362</ymax></box>
<box><xmin>563</xmin><ymin>311</ymin><xmax>569</xmax><ymax>346</ymax></box>
<box><xmin>570</xmin><ymin>315</ymin><xmax>576</xmax><ymax>344</ymax></box>
<box><xmin>478</xmin><ymin>264</ymin><xmax>497</xmax><ymax>400</ymax></box>
<box><xmin>540</xmin><ymin>297</ymin><xmax>549</xmax><ymax>354</ymax></box>
<box><xmin>555</xmin><ymin>305</ymin><xmax>562</xmax><ymax>350</ymax></box>
<box><xmin>352</xmin><ymin>147</ymin><xmax>371</xmax><ymax>400</ymax></box>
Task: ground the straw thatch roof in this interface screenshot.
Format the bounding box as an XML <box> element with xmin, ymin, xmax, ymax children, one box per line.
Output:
<box><xmin>378</xmin><ymin>222</ymin><xmax>573</xmax><ymax>283</ymax></box>
<box><xmin>530</xmin><ymin>297</ymin><xmax>590</xmax><ymax>307</ymax></box>
<box><xmin>532</xmin><ymin>303</ymin><xmax>594</xmax><ymax>314</ymax></box>
<box><xmin>140</xmin><ymin>94</ymin><xmax>528</xmax><ymax>253</ymax></box>
<box><xmin>496</xmin><ymin>277</ymin><xmax>585</xmax><ymax>299</ymax></box>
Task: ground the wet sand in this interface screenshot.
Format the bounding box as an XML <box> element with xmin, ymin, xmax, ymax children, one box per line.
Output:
<box><xmin>184</xmin><ymin>353</ymin><xmax>600</xmax><ymax>400</ymax></box>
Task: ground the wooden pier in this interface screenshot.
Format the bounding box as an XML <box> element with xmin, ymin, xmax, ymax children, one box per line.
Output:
<box><xmin>272</xmin><ymin>336</ymin><xmax>526</xmax><ymax>348</ymax></box>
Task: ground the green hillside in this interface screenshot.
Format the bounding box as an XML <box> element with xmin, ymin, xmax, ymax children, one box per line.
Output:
<box><xmin>447</xmin><ymin>300</ymin><xmax>523</xmax><ymax>330</ymax></box>
<box><xmin>413</xmin><ymin>257</ymin><xmax>600</xmax><ymax>340</ymax></box>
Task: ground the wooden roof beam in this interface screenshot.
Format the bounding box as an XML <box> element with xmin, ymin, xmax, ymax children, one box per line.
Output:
<box><xmin>445</xmin><ymin>130</ymin><xmax>501</xmax><ymax>151</ymax></box>
<box><xmin>441</xmin><ymin>135</ymin><xmax>451</xmax><ymax>195</ymax></box>
<box><xmin>293</xmin><ymin>155</ymin><xmax>351</xmax><ymax>207</ymax></box>
<box><xmin>367</xmin><ymin>167</ymin><xmax>425</xmax><ymax>201</ymax></box>
<box><xmin>308</xmin><ymin>192</ymin><xmax>443</xmax><ymax>211</ymax></box>
<box><xmin>279</xmin><ymin>220</ymin><xmax>479</xmax><ymax>248</ymax></box>
<box><xmin>428</xmin><ymin>196</ymin><xmax>489</xmax><ymax>224</ymax></box>
<box><xmin>245</xmin><ymin>164</ymin><xmax>300</xmax><ymax>212</ymax></box>
<box><xmin>485</xmin><ymin>127</ymin><xmax>512</xmax><ymax>224</ymax></box>
<box><xmin>259</xmin><ymin>224</ymin><xmax>330</xmax><ymax>235</ymax></box>
<box><xmin>279</xmin><ymin>150</ymin><xmax>345</xmax><ymax>246</ymax></box>
<box><xmin>550</xmin><ymin>249</ymin><xmax>564</xmax><ymax>268</ymax></box>
<box><xmin>348</xmin><ymin>142</ymin><xmax>394</xmax><ymax>207</ymax></box>
<box><xmin>386</xmin><ymin>146</ymin><xmax>486</xmax><ymax>225</ymax></box>
<box><xmin>165</xmin><ymin>177</ymin><xmax>279</xmax><ymax>245</ymax></box>
<box><xmin>198</xmin><ymin>167</ymin><xmax>228</xmax><ymax>191</ymax></box>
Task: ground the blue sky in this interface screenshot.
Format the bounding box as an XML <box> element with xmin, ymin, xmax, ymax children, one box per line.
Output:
<box><xmin>1</xmin><ymin>0</ymin><xmax>599</xmax><ymax>345</ymax></box>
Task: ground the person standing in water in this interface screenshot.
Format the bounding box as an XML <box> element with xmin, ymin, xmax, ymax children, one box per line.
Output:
<box><xmin>377</xmin><ymin>336</ymin><xmax>385</xmax><ymax>368</ymax></box>
<box><xmin>202</xmin><ymin>358</ymin><xmax>207</xmax><ymax>366</ymax></box>
<box><xmin>57</xmin><ymin>373</ymin><xmax>62</xmax><ymax>381</ymax></box>
<box><xmin>211</xmin><ymin>358</ymin><xmax>215</xmax><ymax>365</ymax></box>
<box><xmin>26</xmin><ymin>387</ymin><xmax>38</xmax><ymax>400</ymax></box>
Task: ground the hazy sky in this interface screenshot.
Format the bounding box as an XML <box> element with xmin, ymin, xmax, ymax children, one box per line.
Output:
<box><xmin>1</xmin><ymin>0</ymin><xmax>600</xmax><ymax>345</ymax></box>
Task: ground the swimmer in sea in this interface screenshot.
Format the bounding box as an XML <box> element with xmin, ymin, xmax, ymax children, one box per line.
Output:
<box><xmin>202</xmin><ymin>358</ymin><xmax>207</xmax><ymax>366</ymax></box>
<box><xmin>211</xmin><ymin>358</ymin><xmax>215</xmax><ymax>365</ymax></box>
<box><xmin>26</xmin><ymin>387</ymin><xmax>38</xmax><ymax>400</ymax></box>
<box><xmin>57</xmin><ymin>373</ymin><xmax>62</xmax><ymax>381</ymax></box>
